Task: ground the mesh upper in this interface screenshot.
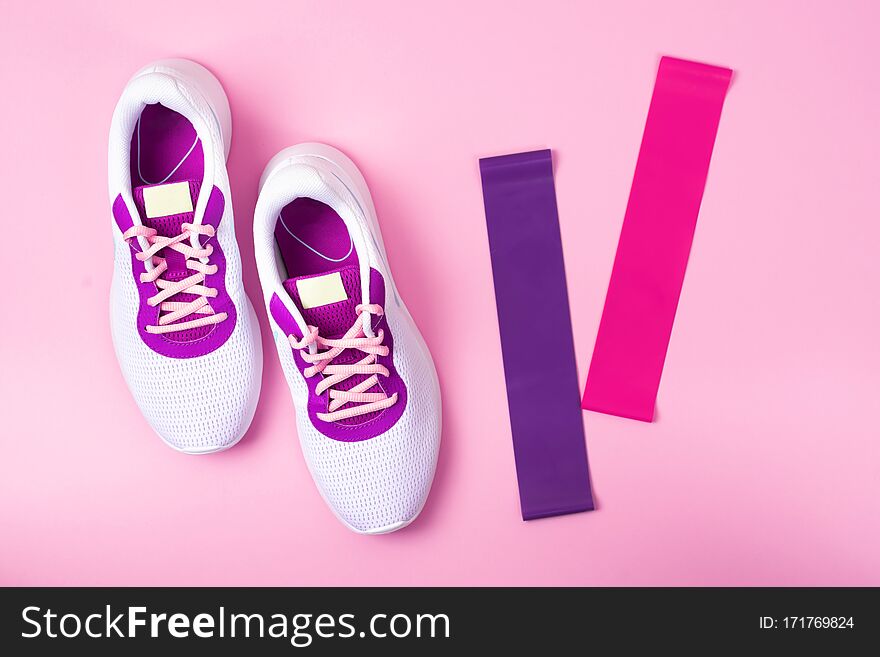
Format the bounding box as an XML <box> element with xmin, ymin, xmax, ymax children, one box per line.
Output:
<box><xmin>274</xmin><ymin>298</ymin><xmax>440</xmax><ymax>531</ymax></box>
<box><xmin>256</xmin><ymin>156</ymin><xmax>441</xmax><ymax>531</ymax></box>
<box><xmin>109</xmin><ymin>69</ymin><xmax>262</xmax><ymax>451</ymax></box>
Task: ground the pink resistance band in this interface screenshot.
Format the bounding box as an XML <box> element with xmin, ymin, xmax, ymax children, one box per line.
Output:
<box><xmin>582</xmin><ymin>56</ymin><xmax>732</xmax><ymax>421</ymax></box>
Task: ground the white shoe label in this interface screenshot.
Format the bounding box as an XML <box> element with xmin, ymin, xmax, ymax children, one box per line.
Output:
<box><xmin>296</xmin><ymin>272</ymin><xmax>348</xmax><ymax>309</ymax></box>
<box><xmin>142</xmin><ymin>182</ymin><xmax>194</xmax><ymax>218</ymax></box>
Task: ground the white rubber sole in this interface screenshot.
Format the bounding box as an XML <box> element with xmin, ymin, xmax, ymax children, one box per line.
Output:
<box><xmin>259</xmin><ymin>143</ymin><xmax>442</xmax><ymax>533</ymax></box>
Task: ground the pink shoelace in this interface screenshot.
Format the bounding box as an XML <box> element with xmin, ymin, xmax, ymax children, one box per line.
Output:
<box><xmin>289</xmin><ymin>303</ymin><xmax>399</xmax><ymax>422</ymax></box>
<box><xmin>122</xmin><ymin>223</ymin><xmax>227</xmax><ymax>334</ymax></box>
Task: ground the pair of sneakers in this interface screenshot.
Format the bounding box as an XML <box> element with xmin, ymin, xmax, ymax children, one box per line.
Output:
<box><xmin>108</xmin><ymin>59</ymin><xmax>441</xmax><ymax>534</ymax></box>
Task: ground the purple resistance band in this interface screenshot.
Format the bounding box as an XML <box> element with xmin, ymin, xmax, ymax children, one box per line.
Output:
<box><xmin>480</xmin><ymin>149</ymin><xmax>594</xmax><ymax>520</ymax></box>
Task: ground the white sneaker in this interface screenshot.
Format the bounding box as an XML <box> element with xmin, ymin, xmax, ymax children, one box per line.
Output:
<box><xmin>108</xmin><ymin>59</ymin><xmax>262</xmax><ymax>453</ymax></box>
<box><xmin>254</xmin><ymin>143</ymin><xmax>441</xmax><ymax>533</ymax></box>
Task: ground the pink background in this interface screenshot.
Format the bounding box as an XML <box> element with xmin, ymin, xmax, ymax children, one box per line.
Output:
<box><xmin>2</xmin><ymin>0</ymin><xmax>878</xmax><ymax>586</ymax></box>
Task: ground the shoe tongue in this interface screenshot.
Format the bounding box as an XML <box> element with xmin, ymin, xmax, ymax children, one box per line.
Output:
<box><xmin>132</xmin><ymin>179</ymin><xmax>209</xmax><ymax>342</ymax></box>
<box><xmin>284</xmin><ymin>265</ymin><xmax>386</xmax><ymax>426</ymax></box>
<box><xmin>283</xmin><ymin>266</ymin><xmax>361</xmax><ymax>338</ymax></box>
<box><xmin>133</xmin><ymin>180</ymin><xmax>200</xmax><ymax>237</ymax></box>
<box><xmin>133</xmin><ymin>179</ymin><xmax>200</xmax><ymax>279</ymax></box>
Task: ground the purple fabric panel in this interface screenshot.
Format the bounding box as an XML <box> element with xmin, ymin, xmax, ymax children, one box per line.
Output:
<box><xmin>128</xmin><ymin>103</ymin><xmax>204</xmax><ymax>187</ymax></box>
<box><xmin>133</xmin><ymin>180</ymin><xmax>211</xmax><ymax>342</ymax></box>
<box><xmin>283</xmin><ymin>265</ymin><xmax>360</xmax><ymax>338</ymax></box>
<box><xmin>112</xmin><ymin>187</ymin><xmax>237</xmax><ymax>359</ymax></box>
<box><xmin>269</xmin><ymin>268</ymin><xmax>407</xmax><ymax>442</ymax></box>
<box><xmin>283</xmin><ymin>266</ymin><xmax>387</xmax><ymax>426</ymax></box>
<box><xmin>479</xmin><ymin>149</ymin><xmax>594</xmax><ymax>520</ymax></box>
<box><xmin>113</xmin><ymin>194</ymin><xmax>136</xmax><ymax>235</ymax></box>
<box><xmin>274</xmin><ymin>198</ymin><xmax>359</xmax><ymax>278</ymax></box>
